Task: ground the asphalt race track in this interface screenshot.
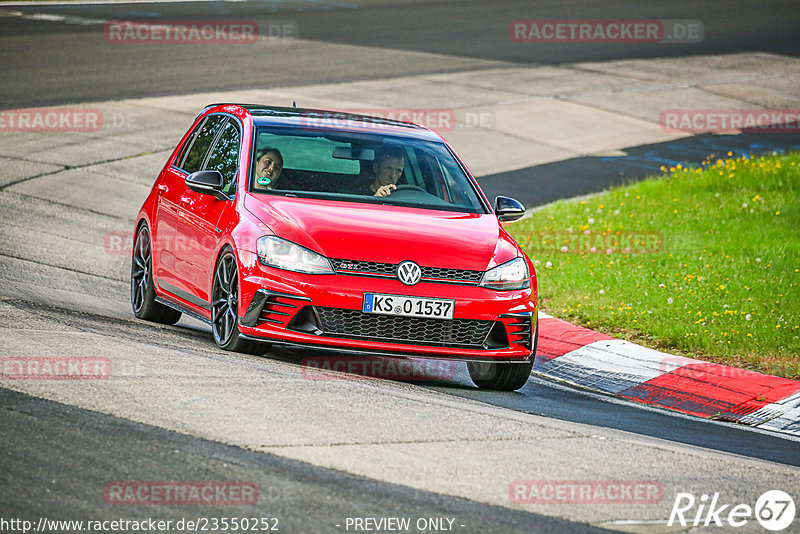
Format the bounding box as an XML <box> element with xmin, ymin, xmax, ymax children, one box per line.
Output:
<box><xmin>2</xmin><ymin>0</ymin><xmax>800</xmax><ymax>107</ymax></box>
<box><xmin>1</xmin><ymin>1</ymin><xmax>799</xmax><ymax>533</ymax></box>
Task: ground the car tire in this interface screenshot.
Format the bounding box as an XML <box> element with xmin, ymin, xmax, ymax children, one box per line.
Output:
<box><xmin>467</xmin><ymin>317</ymin><xmax>538</xmax><ymax>391</ymax></box>
<box><xmin>131</xmin><ymin>224</ymin><xmax>182</xmax><ymax>325</ymax></box>
<box><xmin>211</xmin><ymin>250</ymin><xmax>269</xmax><ymax>355</ymax></box>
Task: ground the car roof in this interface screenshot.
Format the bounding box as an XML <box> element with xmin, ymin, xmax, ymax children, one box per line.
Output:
<box><xmin>200</xmin><ymin>103</ymin><xmax>446</xmax><ymax>142</ymax></box>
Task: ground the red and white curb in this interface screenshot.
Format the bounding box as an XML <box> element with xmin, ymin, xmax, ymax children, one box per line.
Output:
<box><xmin>534</xmin><ymin>312</ymin><xmax>800</xmax><ymax>437</ymax></box>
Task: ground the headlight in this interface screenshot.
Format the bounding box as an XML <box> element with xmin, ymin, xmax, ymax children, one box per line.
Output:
<box><xmin>480</xmin><ymin>257</ymin><xmax>530</xmax><ymax>290</ymax></box>
<box><xmin>256</xmin><ymin>236</ymin><xmax>333</xmax><ymax>274</ymax></box>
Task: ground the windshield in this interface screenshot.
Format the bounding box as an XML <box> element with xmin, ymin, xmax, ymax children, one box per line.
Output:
<box><xmin>249</xmin><ymin>127</ymin><xmax>487</xmax><ymax>214</ymax></box>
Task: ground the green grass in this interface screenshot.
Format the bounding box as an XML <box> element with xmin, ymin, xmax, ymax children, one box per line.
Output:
<box><xmin>508</xmin><ymin>152</ymin><xmax>800</xmax><ymax>379</ymax></box>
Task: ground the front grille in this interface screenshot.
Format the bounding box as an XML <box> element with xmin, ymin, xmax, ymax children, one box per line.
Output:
<box><xmin>330</xmin><ymin>259</ymin><xmax>482</xmax><ymax>285</ymax></box>
<box><xmin>421</xmin><ymin>266</ymin><xmax>482</xmax><ymax>283</ymax></box>
<box><xmin>314</xmin><ymin>307</ymin><xmax>497</xmax><ymax>349</ymax></box>
<box><xmin>331</xmin><ymin>259</ymin><xmax>395</xmax><ymax>276</ymax></box>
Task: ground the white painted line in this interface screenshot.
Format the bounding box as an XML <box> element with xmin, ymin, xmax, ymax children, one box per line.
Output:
<box><xmin>740</xmin><ymin>391</ymin><xmax>800</xmax><ymax>436</ymax></box>
<box><xmin>602</xmin><ymin>520</ymin><xmax>670</xmax><ymax>526</ymax></box>
<box><xmin>0</xmin><ymin>0</ymin><xmax>358</xmax><ymax>5</ymax></box>
<box><xmin>0</xmin><ymin>9</ymin><xmax>302</xmax><ymax>44</ymax></box>
<box><xmin>755</xmin><ymin>409</ymin><xmax>800</xmax><ymax>436</ymax></box>
<box><xmin>1</xmin><ymin>0</ymin><xmax>243</xmax><ymax>5</ymax></box>
<box><xmin>0</xmin><ymin>9</ymin><xmax>106</xmax><ymax>24</ymax></box>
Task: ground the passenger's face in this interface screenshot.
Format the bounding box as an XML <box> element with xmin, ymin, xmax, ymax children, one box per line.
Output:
<box><xmin>256</xmin><ymin>152</ymin><xmax>283</xmax><ymax>182</ymax></box>
<box><xmin>373</xmin><ymin>156</ymin><xmax>404</xmax><ymax>187</ymax></box>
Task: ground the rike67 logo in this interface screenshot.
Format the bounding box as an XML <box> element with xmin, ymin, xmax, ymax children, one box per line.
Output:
<box><xmin>669</xmin><ymin>490</ymin><xmax>795</xmax><ymax>531</ymax></box>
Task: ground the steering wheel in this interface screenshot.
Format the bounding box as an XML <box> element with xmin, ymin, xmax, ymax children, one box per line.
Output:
<box><xmin>392</xmin><ymin>184</ymin><xmax>427</xmax><ymax>193</ymax></box>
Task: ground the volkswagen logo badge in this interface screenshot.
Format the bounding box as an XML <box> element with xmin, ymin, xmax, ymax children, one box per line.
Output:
<box><xmin>396</xmin><ymin>261</ymin><xmax>422</xmax><ymax>286</ymax></box>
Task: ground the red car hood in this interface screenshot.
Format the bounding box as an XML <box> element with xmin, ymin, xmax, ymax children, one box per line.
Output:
<box><xmin>244</xmin><ymin>195</ymin><xmax>519</xmax><ymax>271</ymax></box>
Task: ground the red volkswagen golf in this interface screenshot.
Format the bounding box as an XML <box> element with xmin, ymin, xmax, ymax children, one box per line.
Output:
<box><xmin>131</xmin><ymin>104</ymin><xmax>538</xmax><ymax>390</ymax></box>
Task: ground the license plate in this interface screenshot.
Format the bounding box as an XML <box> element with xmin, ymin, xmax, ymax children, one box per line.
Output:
<box><xmin>363</xmin><ymin>293</ymin><xmax>454</xmax><ymax>320</ymax></box>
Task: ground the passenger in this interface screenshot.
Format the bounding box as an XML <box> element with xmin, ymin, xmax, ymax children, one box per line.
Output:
<box><xmin>253</xmin><ymin>147</ymin><xmax>283</xmax><ymax>190</ymax></box>
<box><xmin>355</xmin><ymin>147</ymin><xmax>406</xmax><ymax>197</ymax></box>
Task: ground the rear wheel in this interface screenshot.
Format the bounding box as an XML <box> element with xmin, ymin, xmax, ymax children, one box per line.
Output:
<box><xmin>468</xmin><ymin>317</ymin><xmax>538</xmax><ymax>391</ymax></box>
<box><xmin>211</xmin><ymin>251</ymin><xmax>268</xmax><ymax>355</ymax></box>
<box><xmin>130</xmin><ymin>224</ymin><xmax>182</xmax><ymax>325</ymax></box>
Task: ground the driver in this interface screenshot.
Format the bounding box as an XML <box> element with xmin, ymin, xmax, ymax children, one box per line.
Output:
<box><xmin>357</xmin><ymin>147</ymin><xmax>406</xmax><ymax>197</ymax></box>
<box><xmin>253</xmin><ymin>147</ymin><xmax>283</xmax><ymax>191</ymax></box>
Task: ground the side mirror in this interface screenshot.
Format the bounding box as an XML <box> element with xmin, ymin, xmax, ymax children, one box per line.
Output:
<box><xmin>185</xmin><ymin>170</ymin><xmax>224</xmax><ymax>195</ymax></box>
<box><xmin>494</xmin><ymin>196</ymin><xmax>526</xmax><ymax>222</ymax></box>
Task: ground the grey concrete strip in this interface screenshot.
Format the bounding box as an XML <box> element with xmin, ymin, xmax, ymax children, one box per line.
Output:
<box><xmin>0</xmin><ymin>131</ymin><xmax>66</xmax><ymax>161</ymax></box>
<box><xmin>0</xmin><ymin>191</ymin><xmax>130</xmax><ymax>286</ymax></box>
<box><xmin>563</xmin><ymin>86</ymin><xmax>770</xmax><ymax>125</ymax></box>
<box><xmin>0</xmin><ymin>190</ymin><xmax>131</xmax><ymax>247</ymax></box>
<box><xmin>701</xmin><ymin>72</ymin><xmax>800</xmax><ymax>109</ymax></box>
<box><xmin>423</xmin><ymin>66</ymin><xmax>662</xmax><ymax>98</ymax></box>
<box><xmin>0</xmin><ymin>156</ymin><xmax>62</xmax><ymax>187</ymax></box>
<box><xmin>84</xmin><ymin>149</ymin><xmax>174</xmax><ymax>187</ymax></box>
<box><xmin>0</xmin><ymin>222</ymin><xmax>123</xmax><ymax>281</ymax></box>
<box><xmin>571</xmin><ymin>52</ymin><xmax>800</xmax><ymax>85</ymax></box>
<box><xmin>434</xmin><ymin>126</ymin><xmax>576</xmax><ymax>178</ymax></box>
<box><xmin>7</xmin><ymin>168</ymin><xmax>151</xmax><ymax>219</ymax></box>
<box><xmin>3</xmin><ymin>53</ymin><xmax>799</xmax><ymax>188</ymax></box>
<box><xmin>282</xmin><ymin>75</ymin><xmax>526</xmax><ymax>109</ymax></box>
<box><xmin>0</xmin><ymin>256</ymin><xmax>133</xmax><ymax>318</ymax></box>
<box><xmin>4</xmin><ymin>135</ymin><xmax>156</xmax><ymax>168</ymax></box>
<box><xmin>475</xmin><ymin>98</ymin><xmax>682</xmax><ymax>156</ymax></box>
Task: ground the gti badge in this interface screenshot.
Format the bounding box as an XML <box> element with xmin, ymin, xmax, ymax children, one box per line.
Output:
<box><xmin>396</xmin><ymin>261</ymin><xmax>422</xmax><ymax>286</ymax></box>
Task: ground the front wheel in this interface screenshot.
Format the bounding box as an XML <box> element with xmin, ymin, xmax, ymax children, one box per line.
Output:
<box><xmin>468</xmin><ymin>317</ymin><xmax>538</xmax><ymax>391</ymax></box>
<box><xmin>211</xmin><ymin>251</ymin><xmax>269</xmax><ymax>355</ymax></box>
<box><xmin>467</xmin><ymin>360</ymin><xmax>533</xmax><ymax>391</ymax></box>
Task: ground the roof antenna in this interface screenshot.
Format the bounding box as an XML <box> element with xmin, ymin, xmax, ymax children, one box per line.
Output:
<box><xmin>292</xmin><ymin>101</ymin><xmax>296</xmax><ymax>108</ymax></box>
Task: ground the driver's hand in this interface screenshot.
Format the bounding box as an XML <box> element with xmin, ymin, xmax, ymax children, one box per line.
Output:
<box><xmin>374</xmin><ymin>184</ymin><xmax>396</xmax><ymax>197</ymax></box>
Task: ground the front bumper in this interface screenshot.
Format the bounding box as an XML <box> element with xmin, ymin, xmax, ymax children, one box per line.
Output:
<box><xmin>236</xmin><ymin>251</ymin><xmax>536</xmax><ymax>362</ymax></box>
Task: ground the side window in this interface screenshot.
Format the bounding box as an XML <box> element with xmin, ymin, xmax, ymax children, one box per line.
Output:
<box><xmin>205</xmin><ymin>121</ymin><xmax>241</xmax><ymax>196</ymax></box>
<box><xmin>180</xmin><ymin>115</ymin><xmax>227</xmax><ymax>173</ymax></box>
